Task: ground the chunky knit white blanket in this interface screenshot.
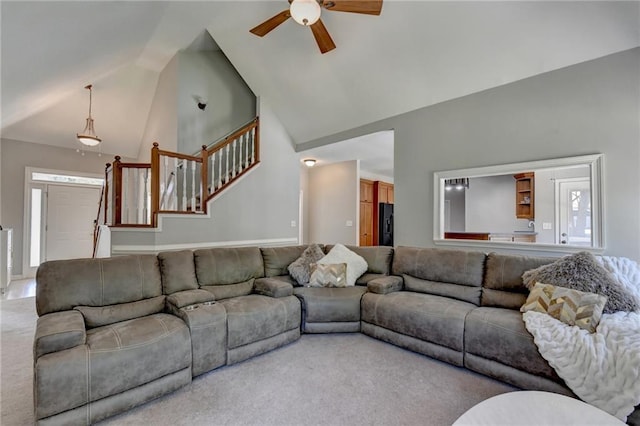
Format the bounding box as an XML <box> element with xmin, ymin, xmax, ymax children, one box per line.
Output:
<box><xmin>523</xmin><ymin>256</ymin><xmax>640</xmax><ymax>422</ymax></box>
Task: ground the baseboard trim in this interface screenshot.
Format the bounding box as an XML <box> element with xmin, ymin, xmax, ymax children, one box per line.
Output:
<box><xmin>111</xmin><ymin>237</ymin><xmax>299</xmax><ymax>255</ymax></box>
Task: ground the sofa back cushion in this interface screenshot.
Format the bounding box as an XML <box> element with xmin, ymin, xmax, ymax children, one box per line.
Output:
<box><xmin>482</xmin><ymin>252</ymin><xmax>556</xmax><ymax>309</ymax></box>
<box><xmin>194</xmin><ymin>247</ymin><xmax>264</xmax><ymax>299</ymax></box>
<box><xmin>392</xmin><ymin>246</ymin><xmax>486</xmax><ymax>305</ymax></box>
<box><xmin>260</xmin><ymin>245</ymin><xmax>309</xmax><ymax>277</ymax></box>
<box><xmin>324</xmin><ymin>245</ymin><xmax>393</xmax><ymax>275</ymax></box>
<box><xmin>158</xmin><ymin>250</ymin><xmax>198</xmax><ymax>294</ymax></box>
<box><xmin>36</xmin><ymin>255</ymin><xmax>162</xmax><ymax>316</ymax></box>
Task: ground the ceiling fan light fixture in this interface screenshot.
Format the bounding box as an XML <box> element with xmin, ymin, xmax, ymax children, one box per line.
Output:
<box><xmin>77</xmin><ymin>84</ymin><xmax>102</xmax><ymax>147</ymax></box>
<box><xmin>290</xmin><ymin>0</ymin><xmax>321</xmax><ymax>26</ymax></box>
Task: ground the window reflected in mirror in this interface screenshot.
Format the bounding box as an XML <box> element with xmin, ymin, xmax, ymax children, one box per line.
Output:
<box><xmin>434</xmin><ymin>154</ymin><xmax>603</xmax><ymax>249</ymax></box>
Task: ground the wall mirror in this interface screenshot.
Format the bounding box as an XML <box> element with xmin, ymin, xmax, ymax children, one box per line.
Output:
<box><xmin>433</xmin><ymin>154</ymin><xmax>604</xmax><ymax>250</ymax></box>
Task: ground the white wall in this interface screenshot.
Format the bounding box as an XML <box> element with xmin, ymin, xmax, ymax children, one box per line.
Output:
<box><xmin>137</xmin><ymin>55</ymin><xmax>178</xmax><ymax>162</ymax></box>
<box><xmin>308</xmin><ymin>160</ymin><xmax>359</xmax><ymax>245</ymax></box>
<box><xmin>177</xmin><ymin>51</ymin><xmax>256</xmax><ymax>154</ymax></box>
<box><xmin>300</xmin><ymin>164</ymin><xmax>310</xmax><ymax>244</ymax></box>
<box><xmin>296</xmin><ymin>48</ymin><xmax>640</xmax><ymax>261</ymax></box>
<box><xmin>110</xmin><ymin>99</ymin><xmax>300</xmax><ymax>251</ymax></box>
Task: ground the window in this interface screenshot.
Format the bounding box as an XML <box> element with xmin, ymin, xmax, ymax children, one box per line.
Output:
<box><xmin>31</xmin><ymin>172</ymin><xmax>103</xmax><ymax>187</ymax></box>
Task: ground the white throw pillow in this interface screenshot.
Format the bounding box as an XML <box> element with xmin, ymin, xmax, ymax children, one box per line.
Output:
<box><xmin>317</xmin><ymin>244</ymin><xmax>368</xmax><ymax>287</ymax></box>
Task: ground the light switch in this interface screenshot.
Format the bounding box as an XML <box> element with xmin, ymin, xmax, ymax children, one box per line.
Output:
<box><xmin>542</xmin><ymin>222</ymin><xmax>552</xmax><ymax>230</ymax></box>
<box><xmin>290</xmin><ymin>220</ymin><xmax>296</xmax><ymax>227</ymax></box>
<box><xmin>346</xmin><ymin>220</ymin><xmax>353</xmax><ymax>227</ymax></box>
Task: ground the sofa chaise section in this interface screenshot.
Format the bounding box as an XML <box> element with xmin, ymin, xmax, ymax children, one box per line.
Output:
<box><xmin>362</xmin><ymin>247</ymin><xmax>485</xmax><ymax>366</ymax></box>
<box><xmin>466</xmin><ymin>252</ymin><xmax>574</xmax><ymax>396</ymax></box>
<box><xmin>34</xmin><ymin>256</ymin><xmax>191</xmax><ymax>425</ymax></box>
<box><xmin>194</xmin><ymin>247</ymin><xmax>301</xmax><ymax>365</ymax></box>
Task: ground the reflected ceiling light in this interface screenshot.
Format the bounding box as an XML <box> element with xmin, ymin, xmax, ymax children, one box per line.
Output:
<box><xmin>445</xmin><ymin>178</ymin><xmax>469</xmax><ymax>191</ymax></box>
<box><xmin>290</xmin><ymin>0</ymin><xmax>322</xmax><ymax>26</ymax></box>
<box><xmin>303</xmin><ymin>158</ymin><xmax>317</xmax><ymax>167</ymax></box>
<box><xmin>77</xmin><ymin>84</ymin><xmax>102</xmax><ymax>147</ymax></box>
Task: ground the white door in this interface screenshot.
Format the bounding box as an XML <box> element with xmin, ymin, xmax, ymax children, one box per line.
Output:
<box><xmin>46</xmin><ymin>185</ymin><xmax>101</xmax><ymax>261</ymax></box>
<box><xmin>557</xmin><ymin>178</ymin><xmax>591</xmax><ymax>246</ymax></box>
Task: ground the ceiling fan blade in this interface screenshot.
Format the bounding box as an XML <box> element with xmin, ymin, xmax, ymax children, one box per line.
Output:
<box><xmin>310</xmin><ymin>19</ymin><xmax>336</xmax><ymax>54</ymax></box>
<box><xmin>249</xmin><ymin>10</ymin><xmax>291</xmax><ymax>37</ymax></box>
<box><xmin>322</xmin><ymin>0</ymin><xmax>383</xmax><ymax>15</ymax></box>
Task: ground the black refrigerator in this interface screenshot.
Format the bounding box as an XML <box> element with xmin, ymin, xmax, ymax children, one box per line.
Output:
<box><xmin>379</xmin><ymin>203</ymin><xmax>394</xmax><ymax>246</ymax></box>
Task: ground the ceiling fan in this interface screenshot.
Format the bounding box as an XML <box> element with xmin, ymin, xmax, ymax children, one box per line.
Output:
<box><xmin>249</xmin><ymin>0</ymin><xmax>383</xmax><ymax>54</ymax></box>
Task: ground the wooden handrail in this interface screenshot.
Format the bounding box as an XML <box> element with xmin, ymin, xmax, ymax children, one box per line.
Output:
<box><xmin>151</xmin><ymin>143</ymin><xmax>160</xmax><ymax>227</ymax></box>
<box><xmin>104</xmin><ymin>118</ymin><xmax>259</xmax><ymax>229</ymax></box>
<box><xmin>206</xmin><ymin>118</ymin><xmax>258</xmax><ymax>157</ymax></box>
<box><xmin>113</xmin><ymin>156</ymin><xmax>123</xmax><ymax>225</ymax></box>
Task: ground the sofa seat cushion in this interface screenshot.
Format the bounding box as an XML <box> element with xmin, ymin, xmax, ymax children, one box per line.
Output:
<box><xmin>294</xmin><ymin>286</ymin><xmax>366</xmax><ymax>323</ymax></box>
<box><xmin>219</xmin><ymin>295</ymin><xmax>300</xmax><ymax>349</ymax></box>
<box><xmin>361</xmin><ymin>291</ymin><xmax>475</xmax><ymax>352</ymax></box>
<box><xmin>85</xmin><ymin>313</ymin><xmax>191</xmax><ymax>402</ymax></box>
<box><xmin>464</xmin><ymin>307</ymin><xmax>562</xmax><ymax>382</ymax></box>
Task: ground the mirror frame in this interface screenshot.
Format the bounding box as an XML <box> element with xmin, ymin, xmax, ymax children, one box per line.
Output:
<box><xmin>433</xmin><ymin>154</ymin><xmax>604</xmax><ymax>253</ymax></box>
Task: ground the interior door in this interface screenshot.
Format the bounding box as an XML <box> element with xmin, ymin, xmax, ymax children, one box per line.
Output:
<box><xmin>46</xmin><ymin>185</ymin><xmax>101</xmax><ymax>261</ymax></box>
<box><xmin>557</xmin><ymin>178</ymin><xmax>591</xmax><ymax>246</ymax></box>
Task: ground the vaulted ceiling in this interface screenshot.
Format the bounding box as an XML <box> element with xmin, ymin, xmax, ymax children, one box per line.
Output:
<box><xmin>2</xmin><ymin>1</ymin><xmax>638</xmax><ymax>159</ymax></box>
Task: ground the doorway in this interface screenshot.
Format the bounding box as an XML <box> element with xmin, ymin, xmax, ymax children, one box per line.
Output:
<box><xmin>45</xmin><ymin>185</ymin><xmax>101</xmax><ymax>261</ymax></box>
<box><xmin>556</xmin><ymin>178</ymin><xmax>591</xmax><ymax>246</ymax></box>
<box><xmin>24</xmin><ymin>168</ymin><xmax>103</xmax><ymax>276</ymax></box>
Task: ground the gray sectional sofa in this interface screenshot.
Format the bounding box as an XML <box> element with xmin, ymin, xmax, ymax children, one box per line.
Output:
<box><xmin>33</xmin><ymin>244</ymin><xmax>639</xmax><ymax>425</ymax></box>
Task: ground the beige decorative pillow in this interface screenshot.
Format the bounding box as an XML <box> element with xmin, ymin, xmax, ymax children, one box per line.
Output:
<box><xmin>521</xmin><ymin>282</ymin><xmax>607</xmax><ymax>333</ymax></box>
<box><xmin>308</xmin><ymin>263</ymin><xmax>348</xmax><ymax>288</ymax></box>
<box><xmin>522</xmin><ymin>251</ymin><xmax>638</xmax><ymax>314</ymax></box>
<box><xmin>317</xmin><ymin>243</ymin><xmax>368</xmax><ymax>287</ymax></box>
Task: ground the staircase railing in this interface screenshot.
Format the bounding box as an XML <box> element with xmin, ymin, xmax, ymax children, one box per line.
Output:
<box><xmin>98</xmin><ymin>117</ymin><xmax>260</xmax><ymax>231</ymax></box>
<box><xmin>201</xmin><ymin>117</ymin><xmax>260</xmax><ymax>205</ymax></box>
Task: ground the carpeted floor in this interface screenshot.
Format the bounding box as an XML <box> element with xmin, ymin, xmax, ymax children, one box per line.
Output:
<box><xmin>1</xmin><ymin>297</ymin><xmax>516</xmax><ymax>425</ymax></box>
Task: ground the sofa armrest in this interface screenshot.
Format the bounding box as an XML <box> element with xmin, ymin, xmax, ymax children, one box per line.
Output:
<box><xmin>34</xmin><ymin>311</ymin><xmax>86</xmax><ymax>359</ymax></box>
<box><xmin>367</xmin><ymin>275</ymin><xmax>403</xmax><ymax>294</ymax></box>
<box><xmin>254</xmin><ymin>277</ymin><xmax>294</xmax><ymax>298</ymax></box>
<box><xmin>166</xmin><ymin>289</ymin><xmax>215</xmax><ymax>309</ymax></box>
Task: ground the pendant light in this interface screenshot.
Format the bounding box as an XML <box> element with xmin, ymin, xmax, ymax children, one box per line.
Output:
<box><xmin>77</xmin><ymin>84</ymin><xmax>102</xmax><ymax>147</ymax></box>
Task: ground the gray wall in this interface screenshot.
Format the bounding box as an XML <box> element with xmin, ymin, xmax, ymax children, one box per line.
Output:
<box><xmin>110</xmin><ymin>99</ymin><xmax>300</xmax><ymax>250</ymax></box>
<box><xmin>177</xmin><ymin>50</ymin><xmax>256</xmax><ymax>154</ymax></box>
<box><xmin>444</xmin><ymin>189</ymin><xmax>465</xmax><ymax>232</ymax></box>
<box><xmin>0</xmin><ymin>139</ymin><xmax>118</xmax><ymax>275</ymax></box>
<box><xmin>297</xmin><ymin>48</ymin><xmax>640</xmax><ymax>261</ymax></box>
<box><xmin>465</xmin><ymin>175</ymin><xmax>520</xmax><ymax>233</ymax></box>
<box><xmin>137</xmin><ymin>55</ymin><xmax>178</xmax><ymax>162</ymax></box>
<box><xmin>308</xmin><ymin>160</ymin><xmax>359</xmax><ymax>246</ymax></box>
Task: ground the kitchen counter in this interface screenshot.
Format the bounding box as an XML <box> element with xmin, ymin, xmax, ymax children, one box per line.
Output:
<box><xmin>444</xmin><ymin>232</ymin><xmax>537</xmax><ymax>242</ymax></box>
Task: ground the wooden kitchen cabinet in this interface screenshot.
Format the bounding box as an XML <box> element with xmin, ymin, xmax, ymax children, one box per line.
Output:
<box><xmin>359</xmin><ymin>180</ymin><xmax>374</xmax><ymax>246</ymax></box>
<box><xmin>514</xmin><ymin>172</ymin><xmax>534</xmax><ymax>219</ymax></box>
<box><xmin>359</xmin><ymin>201</ymin><xmax>373</xmax><ymax>246</ymax></box>
<box><xmin>375</xmin><ymin>181</ymin><xmax>394</xmax><ymax>204</ymax></box>
<box><xmin>360</xmin><ymin>179</ymin><xmax>374</xmax><ymax>203</ymax></box>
